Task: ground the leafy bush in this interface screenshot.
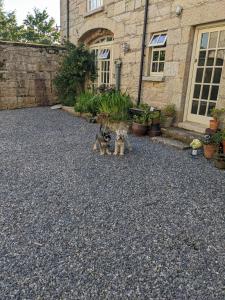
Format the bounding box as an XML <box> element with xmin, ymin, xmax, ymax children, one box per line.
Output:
<box><xmin>54</xmin><ymin>43</ymin><xmax>96</xmax><ymax>106</ymax></box>
<box><xmin>75</xmin><ymin>92</ymin><xmax>100</xmax><ymax>116</ymax></box>
<box><xmin>99</xmin><ymin>91</ymin><xmax>133</xmax><ymax>121</ymax></box>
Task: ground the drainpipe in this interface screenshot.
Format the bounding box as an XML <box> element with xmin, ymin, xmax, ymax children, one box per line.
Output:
<box><xmin>115</xmin><ymin>59</ymin><xmax>122</xmax><ymax>91</ymax></box>
<box><xmin>137</xmin><ymin>0</ymin><xmax>149</xmax><ymax>106</ymax></box>
<box><xmin>66</xmin><ymin>0</ymin><xmax>70</xmax><ymax>41</ymax></box>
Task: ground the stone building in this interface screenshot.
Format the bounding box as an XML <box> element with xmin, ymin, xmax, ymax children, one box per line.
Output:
<box><xmin>60</xmin><ymin>0</ymin><xmax>225</xmax><ymax>132</ymax></box>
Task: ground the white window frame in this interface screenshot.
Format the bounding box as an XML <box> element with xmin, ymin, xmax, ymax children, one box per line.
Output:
<box><xmin>148</xmin><ymin>32</ymin><xmax>167</xmax><ymax>76</ymax></box>
<box><xmin>87</xmin><ymin>0</ymin><xmax>103</xmax><ymax>12</ymax></box>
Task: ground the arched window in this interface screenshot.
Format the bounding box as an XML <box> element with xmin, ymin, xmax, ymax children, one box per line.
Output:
<box><xmin>90</xmin><ymin>36</ymin><xmax>114</xmax><ymax>87</ymax></box>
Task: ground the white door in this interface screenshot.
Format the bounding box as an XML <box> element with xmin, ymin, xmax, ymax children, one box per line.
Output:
<box><xmin>187</xmin><ymin>26</ymin><xmax>225</xmax><ymax>125</ymax></box>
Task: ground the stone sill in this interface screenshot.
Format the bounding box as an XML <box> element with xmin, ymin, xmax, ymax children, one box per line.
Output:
<box><xmin>142</xmin><ymin>75</ymin><xmax>165</xmax><ymax>82</ymax></box>
<box><xmin>84</xmin><ymin>6</ymin><xmax>104</xmax><ymax>17</ymax></box>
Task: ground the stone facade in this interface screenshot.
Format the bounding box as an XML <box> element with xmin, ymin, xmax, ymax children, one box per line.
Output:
<box><xmin>61</xmin><ymin>0</ymin><xmax>225</xmax><ymax>126</ymax></box>
<box><xmin>0</xmin><ymin>41</ymin><xmax>64</xmax><ymax>110</ymax></box>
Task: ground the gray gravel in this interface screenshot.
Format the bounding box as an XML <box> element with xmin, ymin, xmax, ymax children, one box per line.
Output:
<box><xmin>0</xmin><ymin>107</ymin><xmax>225</xmax><ymax>300</ymax></box>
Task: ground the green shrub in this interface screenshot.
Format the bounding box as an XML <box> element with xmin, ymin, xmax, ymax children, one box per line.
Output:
<box><xmin>99</xmin><ymin>91</ymin><xmax>133</xmax><ymax>121</ymax></box>
<box><xmin>54</xmin><ymin>43</ymin><xmax>96</xmax><ymax>106</ymax></box>
<box><xmin>75</xmin><ymin>92</ymin><xmax>100</xmax><ymax>116</ymax></box>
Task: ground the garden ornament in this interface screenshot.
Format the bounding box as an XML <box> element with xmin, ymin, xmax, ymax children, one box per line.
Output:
<box><xmin>190</xmin><ymin>139</ymin><xmax>202</xmax><ymax>157</ymax></box>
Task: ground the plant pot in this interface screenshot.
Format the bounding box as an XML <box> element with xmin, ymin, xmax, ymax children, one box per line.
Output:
<box><xmin>222</xmin><ymin>140</ymin><xmax>225</xmax><ymax>153</ymax></box>
<box><xmin>152</xmin><ymin>118</ymin><xmax>160</xmax><ymax>125</ymax></box>
<box><xmin>210</xmin><ymin>119</ymin><xmax>219</xmax><ymax>131</ymax></box>
<box><xmin>132</xmin><ymin>122</ymin><xmax>148</xmax><ymax>136</ymax></box>
<box><xmin>214</xmin><ymin>159</ymin><xmax>225</xmax><ymax>170</ymax></box>
<box><xmin>203</xmin><ymin>144</ymin><xmax>216</xmax><ymax>159</ymax></box>
<box><xmin>161</xmin><ymin>116</ymin><xmax>173</xmax><ymax>128</ymax></box>
<box><xmin>148</xmin><ymin>124</ymin><xmax>161</xmax><ymax>137</ymax></box>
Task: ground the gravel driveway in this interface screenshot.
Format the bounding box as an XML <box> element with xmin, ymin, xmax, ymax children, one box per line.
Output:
<box><xmin>0</xmin><ymin>107</ymin><xmax>225</xmax><ymax>299</ymax></box>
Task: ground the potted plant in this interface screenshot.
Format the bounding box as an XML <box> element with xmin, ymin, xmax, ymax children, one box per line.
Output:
<box><xmin>161</xmin><ymin>104</ymin><xmax>176</xmax><ymax>128</ymax></box>
<box><xmin>202</xmin><ymin>134</ymin><xmax>217</xmax><ymax>159</ymax></box>
<box><xmin>148</xmin><ymin>110</ymin><xmax>161</xmax><ymax>137</ymax></box>
<box><xmin>221</xmin><ymin>129</ymin><xmax>225</xmax><ymax>153</ymax></box>
<box><xmin>132</xmin><ymin>112</ymin><xmax>150</xmax><ymax>136</ymax></box>
<box><xmin>214</xmin><ymin>153</ymin><xmax>225</xmax><ymax>170</ymax></box>
<box><xmin>210</xmin><ymin>108</ymin><xmax>225</xmax><ymax>131</ymax></box>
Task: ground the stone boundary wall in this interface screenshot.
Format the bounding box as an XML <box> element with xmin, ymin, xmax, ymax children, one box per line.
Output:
<box><xmin>0</xmin><ymin>41</ymin><xmax>65</xmax><ymax>110</ymax></box>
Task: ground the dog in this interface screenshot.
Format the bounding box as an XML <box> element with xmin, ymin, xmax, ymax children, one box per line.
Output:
<box><xmin>113</xmin><ymin>129</ymin><xmax>132</xmax><ymax>156</ymax></box>
<box><xmin>93</xmin><ymin>125</ymin><xmax>112</xmax><ymax>155</ymax></box>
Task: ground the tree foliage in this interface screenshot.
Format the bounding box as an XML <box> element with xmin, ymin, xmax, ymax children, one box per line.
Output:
<box><xmin>0</xmin><ymin>3</ymin><xmax>59</xmax><ymax>44</ymax></box>
<box><xmin>23</xmin><ymin>8</ymin><xmax>60</xmax><ymax>44</ymax></box>
<box><xmin>54</xmin><ymin>43</ymin><xmax>97</xmax><ymax>106</ymax></box>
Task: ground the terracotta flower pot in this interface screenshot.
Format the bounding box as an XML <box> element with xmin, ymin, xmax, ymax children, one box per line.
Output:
<box><xmin>203</xmin><ymin>144</ymin><xmax>216</xmax><ymax>159</ymax></box>
<box><xmin>222</xmin><ymin>140</ymin><xmax>225</xmax><ymax>153</ymax></box>
<box><xmin>210</xmin><ymin>119</ymin><xmax>219</xmax><ymax>131</ymax></box>
<box><xmin>132</xmin><ymin>122</ymin><xmax>148</xmax><ymax>136</ymax></box>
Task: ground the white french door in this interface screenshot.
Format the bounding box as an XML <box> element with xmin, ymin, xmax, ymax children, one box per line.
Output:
<box><xmin>187</xmin><ymin>26</ymin><xmax>225</xmax><ymax>124</ymax></box>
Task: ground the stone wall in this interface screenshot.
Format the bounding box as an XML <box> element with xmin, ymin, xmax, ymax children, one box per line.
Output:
<box><xmin>60</xmin><ymin>0</ymin><xmax>225</xmax><ymax>124</ymax></box>
<box><xmin>0</xmin><ymin>41</ymin><xmax>64</xmax><ymax>110</ymax></box>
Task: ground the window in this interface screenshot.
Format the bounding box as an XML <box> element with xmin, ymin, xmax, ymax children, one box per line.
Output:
<box><xmin>88</xmin><ymin>0</ymin><xmax>103</xmax><ymax>12</ymax></box>
<box><xmin>90</xmin><ymin>36</ymin><xmax>114</xmax><ymax>87</ymax></box>
<box><xmin>149</xmin><ymin>33</ymin><xmax>167</xmax><ymax>75</ymax></box>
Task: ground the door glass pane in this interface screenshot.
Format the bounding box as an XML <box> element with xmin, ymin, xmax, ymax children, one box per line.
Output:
<box><xmin>209</xmin><ymin>31</ymin><xmax>218</xmax><ymax>48</ymax></box>
<box><xmin>207</xmin><ymin>50</ymin><xmax>215</xmax><ymax>66</ymax></box>
<box><xmin>198</xmin><ymin>51</ymin><xmax>206</xmax><ymax>66</ymax></box>
<box><xmin>153</xmin><ymin>51</ymin><xmax>159</xmax><ymax>61</ymax></box>
<box><xmin>210</xmin><ymin>85</ymin><xmax>219</xmax><ymax>101</ymax></box>
<box><xmin>200</xmin><ymin>33</ymin><xmax>208</xmax><ymax>49</ymax></box>
<box><xmin>213</xmin><ymin>68</ymin><xmax>222</xmax><ymax>83</ymax></box>
<box><xmin>207</xmin><ymin>102</ymin><xmax>216</xmax><ymax>116</ymax></box>
<box><xmin>199</xmin><ymin>101</ymin><xmax>207</xmax><ymax>116</ymax></box>
<box><xmin>160</xmin><ymin>51</ymin><xmax>165</xmax><ymax>61</ymax></box>
<box><xmin>204</xmin><ymin>68</ymin><xmax>213</xmax><ymax>83</ymax></box>
<box><xmin>219</xmin><ymin>30</ymin><xmax>225</xmax><ymax>47</ymax></box>
<box><xmin>196</xmin><ymin>68</ymin><xmax>204</xmax><ymax>82</ymax></box>
<box><xmin>201</xmin><ymin>85</ymin><xmax>210</xmax><ymax>99</ymax></box>
<box><xmin>158</xmin><ymin>62</ymin><xmax>164</xmax><ymax>72</ymax></box>
<box><xmin>216</xmin><ymin>50</ymin><xmax>225</xmax><ymax>66</ymax></box>
<box><xmin>193</xmin><ymin>84</ymin><xmax>201</xmax><ymax>98</ymax></box>
<box><xmin>191</xmin><ymin>100</ymin><xmax>199</xmax><ymax>114</ymax></box>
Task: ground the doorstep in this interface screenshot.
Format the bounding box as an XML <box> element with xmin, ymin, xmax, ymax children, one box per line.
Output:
<box><xmin>161</xmin><ymin>127</ymin><xmax>203</xmax><ymax>145</ymax></box>
<box><xmin>151</xmin><ymin>136</ymin><xmax>190</xmax><ymax>150</ymax></box>
<box><xmin>178</xmin><ymin>121</ymin><xmax>206</xmax><ymax>134</ymax></box>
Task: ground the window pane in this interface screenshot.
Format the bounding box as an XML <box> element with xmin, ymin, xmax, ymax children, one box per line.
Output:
<box><xmin>204</xmin><ymin>68</ymin><xmax>213</xmax><ymax>83</ymax></box>
<box><xmin>219</xmin><ymin>30</ymin><xmax>225</xmax><ymax>48</ymax></box>
<box><xmin>160</xmin><ymin>51</ymin><xmax>165</xmax><ymax>61</ymax></box>
<box><xmin>196</xmin><ymin>68</ymin><xmax>204</xmax><ymax>83</ymax></box>
<box><xmin>191</xmin><ymin>100</ymin><xmax>199</xmax><ymax>114</ymax></box>
<box><xmin>152</xmin><ymin>62</ymin><xmax>158</xmax><ymax>72</ymax></box>
<box><xmin>200</xmin><ymin>33</ymin><xmax>209</xmax><ymax>49</ymax></box>
<box><xmin>209</xmin><ymin>31</ymin><xmax>218</xmax><ymax>48</ymax></box>
<box><xmin>207</xmin><ymin>102</ymin><xmax>216</xmax><ymax>116</ymax></box>
<box><xmin>213</xmin><ymin>68</ymin><xmax>222</xmax><ymax>83</ymax></box>
<box><xmin>158</xmin><ymin>62</ymin><xmax>164</xmax><ymax>72</ymax></box>
<box><xmin>151</xmin><ymin>35</ymin><xmax>159</xmax><ymax>46</ymax></box>
<box><xmin>198</xmin><ymin>51</ymin><xmax>206</xmax><ymax>66</ymax></box>
<box><xmin>216</xmin><ymin>50</ymin><xmax>225</xmax><ymax>66</ymax></box>
<box><xmin>158</xmin><ymin>34</ymin><xmax>167</xmax><ymax>45</ymax></box>
<box><xmin>207</xmin><ymin>50</ymin><xmax>215</xmax><ymax>66</ymax></box>
<box><xmin>193</xmin><ymin>84</ymin><xmax>201</xmax><ymax>99</ymax></box>
<box><xmin>199</xmin><ymin>101</ymin><xmax>207</xmax><ymax>116</ymax></box>
<box><xmin>201</xmin><ymin>85</ymin><xmax>210</xmax><ymax>99</ymax></box>
<box><xmin>153</xmin><ymin>51</ymin><xmax>159</xmax><ymax>61</ymax></box>
<box><xmin>210</xmin><ymin>86</ymin><xmax>219</xmax><ymax>101</ymax></box>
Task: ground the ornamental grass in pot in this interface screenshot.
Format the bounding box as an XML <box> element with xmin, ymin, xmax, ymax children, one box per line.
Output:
<box><xmin>221</xmin><ymin>130</ymin><xmax>225</xmax><ymax>153</ymax></box>
<box><xmin>210</xmin><ymin>108</ymin><xmax>225</xmax><ymax>131</ymax></box>
<box><xmin>214</xmin><ymin>153</ymin><xmax>225</xmax><ymax>170</ymax></box>
<box><xmin>161</xmin><ymin>104</ymin><xmax>176</xmax><ymax>128</ymax></box>
<box><xmin>148</xmin><ymin>111</ymin><xmax>161</xmax><ymax>137</ymax></box>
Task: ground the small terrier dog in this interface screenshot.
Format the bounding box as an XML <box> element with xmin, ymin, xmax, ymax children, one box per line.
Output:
<box><xmin>93</xmin><ymin>125</ymin><xmax>112</xmax><ymax>155</ymax></box>
<box><xmin>113</xmin><ymin>129</ymin><xmax>132</xmax><ymax>156</ymax></box>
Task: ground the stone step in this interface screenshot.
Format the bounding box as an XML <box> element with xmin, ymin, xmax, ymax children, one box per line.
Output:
<box><xmin>151</xmin><ymin>136</ymin><xmax>191</xmax><ymax>150</ymax></box>
<box><xmin>161</xmin><ymin>127</ymin><xmax>203</xmax><ymax>145</ymax></box>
